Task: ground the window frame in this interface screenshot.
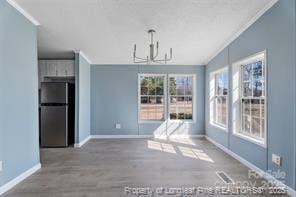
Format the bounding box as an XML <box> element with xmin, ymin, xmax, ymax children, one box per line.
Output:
<box><xmin>232</xmin><ymin>50</ymin><xmax>267</xmax><ymax>147</ymax></box>
<box><xmin>209</xmin><ymin>67</ymin><xmax>229</xmax><ymax>130</ymax></box>
<box><xmin>138</xmin><ymin>73</ymin><xmax>167</xmax><ymax>123</ymax></box>
<box><xmin>168</xmin><ymin>74</ymin><xmax>196</xmax><ymax>123</ymax></box>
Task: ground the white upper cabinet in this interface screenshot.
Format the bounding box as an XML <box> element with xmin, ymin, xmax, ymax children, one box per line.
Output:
<box><xmin>47</xmin><ymin>61</ymin><xmax>58</xmax><ymax>76</ymax></box>
<box><xmin>64</xmin><ymin>61</ymin><xmax>75</xmax><ymax>76</ymax></box>
<box><xmin>38</xmin><ymin>60</ymin><xmax>75</xmax><ymax>81</ymax></box>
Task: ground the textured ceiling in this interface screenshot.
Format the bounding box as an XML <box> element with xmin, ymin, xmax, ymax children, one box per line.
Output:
<box><xmin>15</xmin><ymin>0</ymin><xmax>275</xmax><ymax>65</ymax></box>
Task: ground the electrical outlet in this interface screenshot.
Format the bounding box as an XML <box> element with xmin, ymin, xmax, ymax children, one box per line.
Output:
<box><xmin>0</xmin><ymin>161</ymin><xmax>2</xmax><ymax>172</ymax></box>
<box><xmin>272</xmin><ymin>153</ymin><xmax>282</xmax><ymax>166</ymax></box>
<box><xmin>115</xmin><ymin>123</ymin><xmax>121</xmax><ymax>129</ymax></box>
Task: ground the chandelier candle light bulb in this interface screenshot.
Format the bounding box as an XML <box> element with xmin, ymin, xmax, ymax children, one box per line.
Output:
<box><xmin>133</xmin><ymin>29</ymin><xmax>173</xmax><ymax>64</ymax></box>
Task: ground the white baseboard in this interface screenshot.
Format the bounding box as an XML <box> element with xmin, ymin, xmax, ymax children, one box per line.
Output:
<box><xmin>91</xmin><ymin>134</ymin><xmax>205</xmax><ymax>139</ymax></box>
<box><xmin>205</xmin><ymin>136</ymin><xmax>296</xmax><ymax>197</ymax></box>
<box><xmin>0</xmin><ymin>163</ymin><xmax>41</xmax><ymax>196</ymax></box>
<box><xmin>74</xmin><ymin>135</ymin><xmax>91</xmax><ymax>148</ymax></box>
<box><xmin>166</xmin><ymin>134</ymin><xmax>205</xmax><ymax>139</ymax></box>
<box><xmin>91</xmin><ymin>135</ymin><xmax>153</xmax><ymax>139</ymax></box>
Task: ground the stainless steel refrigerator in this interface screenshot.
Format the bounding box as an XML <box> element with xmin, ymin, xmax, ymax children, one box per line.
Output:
<box><xmin>40</xmin><ymin>82</ymin><xmax>75</xmax><ymax>147</ymax></box>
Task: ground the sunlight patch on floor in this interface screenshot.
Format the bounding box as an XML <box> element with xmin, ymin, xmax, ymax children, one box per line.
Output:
<box><xmin>178</xmin><ymin>146</ymin><xmax>214</xmax><ymax>163</ymax></box>
<box><xmin>168</xmin><ymin>137</ymin><xmax>196</xmax><ymax>145</ymax></box>
<box><xmin>147</xmin><ymin>140</ymin><xmax>214</xmax><ymax>163</ymax></box>
<box><xmin>147</xmin><ymin>140</ymin><xmax>176</xmax><ymax>154</ymax></box>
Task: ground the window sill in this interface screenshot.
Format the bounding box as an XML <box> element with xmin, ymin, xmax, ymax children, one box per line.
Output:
<box><xmin>168</xmin><ymin>119</ymin><xmax>196</xmax><ymax>124</ymax></box>
<box><xmin>232</xmin><ymin>132</ymin><xmax>266</xmax><ymax>148</ymax></box>
<box><xmin>139</xmin><ymin>120</ymin><xmax>165</xmax><ymax>124</ymax></box>
<box><xmin>210</xmin><ymin>123</ymin><xmax>228</xmax><ymax>132</ymax></box>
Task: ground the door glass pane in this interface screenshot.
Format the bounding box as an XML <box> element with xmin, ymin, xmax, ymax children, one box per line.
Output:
<box><xmin>155</xmin><ymin>77</ymin><xmax>164</xmax><ymax>95</ymax></box>
<box><xmin>216</xmin><ymin>97</ymin><xmax>223</xmax><ymax>124</ymax></box>
<box><xmin>243</xmin><ymin>64</ymin><xmax>252</xmax><ymax>81</ymax></box>
<box><xmin>252</xmin><ymin>61</ymin><xmax>263</xmax><ymax>81</ymax></box>
<box><xmin>175</xmin><ymin>76</ymin><xmax>185</xmax><ymax>96</ymax></box>
<box><xmin>155</xmin><ymin>96</ymin><xmax>164</xmax><ymax>120</ymax></box>
<box><xmin>148</xmin><ymin>83</ymin><xmax>156</xmax><ymax>95</ymax></box>
<box><xmin>169</xmin><ymin>96</ymin><xmax>177</xmax><ymax>120</ymax></box>
<box><xmin>222</xmin><ymin>72</ymin><xmax>228</xmax><ymax>96</ymax></box>
<box><xmin>156</xmin><ymin>86</ymin><xmax>163</xmax><ymax>95</ymax></box>
<box><xmin>178</xmin><ymin>112</ymin><xmax>185</xmax><ymax>119</ymax></box>
<box><xmin>261</xmin><ymin>99</ymin><xmax>265</xmax><ymax>118</ymax></box>
<box><xmin>242</xmin><ymin>99</ymin><xmax>250</xmax><ymax>116</ymax></box>
<box><xmin>140</xmin><ymin>76</ymin><xmax>148</xmax><ymax>86</ymax></box>
<box><xmin>216</xmin><ymin>74</ymin><xmax>223</xmax><ymax>95</ymax></box>
<box><xmin>251</xmin><ymin>99</ymin><xmax>260</xmax><ymax>118</ymax></box>
<box><xmin>169</xmin><ymin>77</ymin><xmax>176</xmax><ymax>95</ymax></box>
<box><xmin>243</xmin><ymin>82</ymin><xmax>252</xmax><ymax>97</ymax></box>
<box><xmin>185</xmin><ymin>77</ymin><xmax>193</xmax><ymax>95</ymax></box>
<box><xmin>221</xmin><ymin>96</ymin><xmax>227</xmax><ymax>126</ymax></box>
<box><xmin>185</xmin><ymin>96</ymin><xmax>193</xmax><ymax>120</ymax></box>
<box><xmin>253</xmin><ymin>81</ymin><xmax>263</xmax><ymax>97</ymax></box>
<box><xmin>177</xmin><ymin>96</ymin><xmax>185</xmax><ymax>108</ymax></box>
<box><xmin>140</xmin><ymin>96</ymin><xmax>149</xmax><ymax>120</ymax></box>
<box><xmin>261</xmin><ymin>120</ymin><xmax>265</xmax><ymax>139</ymax></box>
<box><xmin>261</xmin><ymin>99</ymin><xmax>265</xmax><ymax>138</ymax></box>
<box><xmin>177</xmin><ymin>97</ymin><xmax>185</xmax><ymax>119</ymax></box>
<box><xmin>251</xmin><ymin>117</ymin><xmax>260</xmax><ymax>137</ymax></box>
<box><xmin>176</xmin><ymin>87</ymin><xmax>185</xmax><ymax>95</ymax></box>
<box><xmin>147</xmin><ymin>96</ymin><xmax>156</xmax><ymax>120</ymax></box>
<box><xmin>141</xmin><ymin>86</ymin><xmax>148</xmax><ymax>95</ymax></box>
<box><xmin>242</xmin><ymin>115</ymin><xmax>251</xmax><ymax>133</ymax></box>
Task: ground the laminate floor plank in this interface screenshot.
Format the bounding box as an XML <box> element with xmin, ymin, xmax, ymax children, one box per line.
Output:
<box><xmin>3</xmin><ymin>138</ymin><xmax>288</xmax><ymax>197</ymax></box>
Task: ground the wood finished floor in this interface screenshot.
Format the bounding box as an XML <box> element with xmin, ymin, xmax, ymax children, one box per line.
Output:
<box><xmin>3</xmin><ymin>138</ymin><xmax>288</xmax><ymax>197</ymax></box>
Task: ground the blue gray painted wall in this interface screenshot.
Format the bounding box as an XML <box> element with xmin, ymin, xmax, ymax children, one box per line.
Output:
<box><xmin>74</xmin><ymin>53</ymin><xmax>91</xmax><ymax>143</ymax></box>
<box><xmin>91</xmin><ymin>64</ymin><xmax>205</xmax><ymax>136</ymax></box>
<box><xmin>205</xmin><ymin>0</ymin><xmax>296</xmax><ymax>189</ymax></box>
<box><xmin>0</xmin><ymin>0</ymin><xmax>40</xmax><ymax>187</ymax></box>
<box><xmin>78</xmin><ymin>54</ymin><xmax>91</xmax><ymax>142</ymax></box>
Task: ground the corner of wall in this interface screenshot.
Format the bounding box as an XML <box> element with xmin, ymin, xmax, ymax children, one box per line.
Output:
<box><xmin>76</xmin><ymin>52</ymin><xmax>91</xmax><ymax>143</ymax></box>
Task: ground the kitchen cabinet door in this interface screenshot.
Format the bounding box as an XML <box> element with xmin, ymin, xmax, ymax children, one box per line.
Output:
<box><xmin>56</xmin><ymin>61</ymin><xmax>65</xmax><ymax>76</ymax></box>
<box><xmin>46</xmin><ymin>60</ymin><xmax>58</xmax><ymax>76</ymax></box>
<box><xmin>64</xmin><ymin>60</ymin><xmax>75</xmax><ymax>76</ymax></box>
<box><xmin>38</xmin><ymin>60</ymin><xmax>47</xmax><ymax>86</ymax></box>
<box><xmin>56</xmin><ymin>60</ymin><xmax>74</xmax><ymax>76</ymax></box>
<box><xmin>39</xmin><ymin>60</ymin><xmax>75</xmax><ymax>78</ymax></box>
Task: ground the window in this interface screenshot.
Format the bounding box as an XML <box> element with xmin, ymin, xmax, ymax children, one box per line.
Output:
<box><xmin>139</xmin><ymin>74</ymin><xmax>165</xmax><ymax>121</ymax></box>
<box><xmin>241</xmin><ymin>60</ymin><xmax>265</xmax><ymax>140</ymax></box>
<box><xmin>168</xmin><ymin>75</ymin><xmax>194</xmax><ymax>120</ymax></box>
<box><xmin>232</xmin><ymin>51</ymin><xmax>266</xmax><ymax>146</ymax></box>
<box><xmin>214</xmin><ymin>69</ymin><xmax>228</xmax><ymax>128</ymax></box>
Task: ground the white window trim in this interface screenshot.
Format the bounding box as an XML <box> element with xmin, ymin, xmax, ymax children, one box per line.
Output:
<box><xmin>138</xmin><ymin>73</ymin><xmax>167</xmax><ymax>124</ymax></box>
<box><xmin>167</xmin><ymin>74</ymin><xmax>196</xmax><ymax>123</ymax></box>
<box><xmin>209</xmin><ymin>66</ymin><xmax>229</xmax><ymax>131</ymax></box>
<box><xmin>232</xmin><ymin>50</ymin><xmax>267</xmax><ymax>148</ymax></box>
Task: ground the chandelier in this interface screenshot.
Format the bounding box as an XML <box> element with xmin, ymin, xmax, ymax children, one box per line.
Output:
<box><xmin>133</xmin><ymin>29</ymin><xmax>172</xmax><ymax>64</ymax></box>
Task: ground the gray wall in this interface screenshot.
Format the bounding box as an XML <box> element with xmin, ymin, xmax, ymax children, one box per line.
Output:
<box><xmin>78</xmin><ymin>54</ymin><xmax>91</xmax><ymax>142</ymax></box>
<box><xmin>91</xmin><ymin>65</ymin><xmax>205</xmax><ymax>136</ymax></box>
<box><xmin>75</xmin><ymin>53</ymin><xmax>91</xmax><ymax>143</ymax></box>
<box><xmin>0</xmin><ymin>1</ymin><xmax>40</xmax><ymax>187</ymax></box>
<box><xmin>205</xmin><ymin>0</ymin><xmax>295</xmax><ymax>189</ymax></box>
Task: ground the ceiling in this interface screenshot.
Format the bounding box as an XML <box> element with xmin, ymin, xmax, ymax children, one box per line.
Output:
<box><xmin>15</xmin><ymin>0</ymin><xmax>276</xmax><ymax>65</ymax></box>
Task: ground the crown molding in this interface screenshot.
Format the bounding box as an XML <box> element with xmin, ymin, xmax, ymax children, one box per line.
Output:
<box><xmin>73</xmin><ymin>50</ymin><xmax>92</xmax><ymax>64</ymax></box>
<box><xmin>6</xmin><ymin>0</ymin><xmax>40</xmax><ymax>26</ymax></box>
<box><xmin>205</xmin><ymin>0</ymin><xmax>278</xmax><ymax>65</ymax></box>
